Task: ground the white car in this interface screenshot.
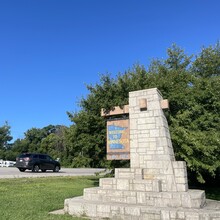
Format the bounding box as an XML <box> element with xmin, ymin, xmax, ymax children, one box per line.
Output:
<box><xmin>0</xmin><ymin>160</ymin><xmax>16</xmax><ymax>167</ymax></box>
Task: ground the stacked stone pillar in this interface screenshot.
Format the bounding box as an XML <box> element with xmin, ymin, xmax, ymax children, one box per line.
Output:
<box><xmin>64</xmin><ymin>88</ymin><xmax>220</xmax><ymax>220</ymax></box>
<box><xmin>128</xmin><ymin>88</ymin><xmax>188</xmax><ymax>193</ymax></box>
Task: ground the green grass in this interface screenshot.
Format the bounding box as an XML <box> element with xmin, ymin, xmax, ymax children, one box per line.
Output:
<box><xmin>0</xmin><ymin>176</ymin><xmax>99</xmax><ymax>220</ymax></box>
<box><xmin>0</xmin><ymin>177</ymin><xmax>219</xmax><ymax>220</ymax></box>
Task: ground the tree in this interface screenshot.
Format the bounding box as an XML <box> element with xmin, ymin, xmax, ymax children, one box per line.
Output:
<box><xmin>9</xmin><ymin>125</ymin><xmax>68</xmax><ymax>163</ymax></box>
<box><xmin>66</xmin><ymin>111</ymin><xmax>106</xmax><ymax>168</ymax></box>
<box><xmin>184</xmin><ymin>43</ymin><xmax>220</xmax><ymax>183</ymax></box>
<box><xmin>11</xmin><ymin>138</ymin><xmax>29</xmax><ymax>154</ymax></box>
<box><xmin>166</xmin><ymin>43</ymin><xmax>220</xmax><ymax>183</ymax></box>
<box><xmin>40</xmin><ymin>126</ymin><xmax>68</xmax><ymax>162</ymax></box>
<box><xmin>192</xmin><ymin>42</ymin><xmax>220</xmax><ymax>78</ymax></box>
<box><xmin>0</xmin><ymin>122</ymin><xmax>12</xmax><ymax>150</ymax></box>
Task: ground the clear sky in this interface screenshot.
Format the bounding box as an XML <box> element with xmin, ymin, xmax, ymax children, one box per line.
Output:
<box><xmin>0</xmin><ymin>0</ymin><xmax>219</xmax><ymax>141</ymax></box>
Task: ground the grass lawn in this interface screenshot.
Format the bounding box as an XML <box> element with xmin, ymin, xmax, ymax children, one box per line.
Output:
<box><xmin>0</xmin><ymin>176</ymin><xmax>99</xmax><ymax>220</ymax></box>
<box><xmin>0</xmin><ymin>176</ymin><xmax>219</xmax><ymax>220</ymax></box>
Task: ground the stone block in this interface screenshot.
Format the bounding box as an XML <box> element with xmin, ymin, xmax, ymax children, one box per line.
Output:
<box><xmin>124</xmin><ymin>206</ymin><xmax>140</xmax><ymax>216</ymax></box>
<box><xmin>115</xmin><ymin>168</ymin><xmax>132</xmax><ymax>179</ymax></box>
<box><xmin>165</xmin><ymin>176</ymin><xmax>177</xmax><ymax>192</ymax></box>
<box><xmin>139</xmin><ymin>98</ymin><xmax>148</xmax><ymax>110</ymax></box>
<box><xmin>161</xmin><ymin>210</ymin><xmax>170</xmax><ymax>220</ymax></box>
<box><xmin>176</xmin><ymin>183</ymin><xmax>188</xmax><ymax>192</ymax></box>
<box><xmin>177</xmin><ymin>211</ymin><xmax>185</xmax><ymax>219</ymax></box>
<box><xmin>170</xmin><ymin>211</ymin><xmax>177</xmax><ymax>219</ymax></box>
<box><xmin>129</xmin><ymin>97</ymin><xmax>137</xmax><ymax>107</ymax></box>
<box><xmin>169</xmin><ymin>198</ymin><xmax>182</xmax><ymax>207</ymax></box>
<box><xmin>198</xmin><ymin>214</ymin><xmax>210</xmax><ymax>220</ymax></box>
<box><xmin>150</xmin><ymin>129</ymin><xmax>160</xmax><ymax>137</ymax></box>
<box><xmin>162</xmin><ymin>192</ymin><xmax>172</xmax><ymax>199</ymax></box>
<box><xmin>84</xmin><ymin>203</ymin><xmax>98</xmax><ymax>217</ymax></box>
<box><xmin>64</xmin><ymin>197</ymin><xmax>97</xmax><ymax>217</ymax></box>
<box><xmin>150</xmin><ymin>100</ymin><xmax>161</xmax><ymax>110</ymax></box>
<box><xmin>155</xmin><ymin>198</ymin><xmax>170</xmax><ymax>207</ymax></box>
<box><xmin>175</xmin><ymin>177</ymin><xmax>187</xmax><ymax>184</ymax></box>
<box><xmin>161</xmin><ymin>99</ymin><xmax>169</xmax><ymax>109</ymax></box>
<box><xmin>136</xmin><ymin>192</ymin><xmax>146</xmax><ymax>204</ymax></box>
<box><xmin>146</xmin><ymin>198</ymin><xmax>156</xmax><ymax>206</ymax></box>
<box><xmin>173</xmin><ymin>161</ymin><xmax>186</xmax><ymax>169</ymax></box>
<box><xmin>97</xmin><ymin>204</ymin><xmax>110</xmax><ymax>213</ymax></box>
<box><xmin>133</xmin><ymin>182</ymin><xmax>145</xmax><ymax>191</ymax></box>
<box><xmin>137</xmin><ymin>117</ymin><xmax>148</xmax><ymax>125</ymax></box>
<box><xmin>127</xmin><ymin>196</ymin><xmax>137</xmax><ymax>204</ymax></box>
<box><xmin>153</xmin><ymin>180</ymin><xmax>162</xmax><ymax>192</ymax></box>
<box><xmin>130</xmin><ymin>121</ymin><xmax>138</xmax><ymax>130</ymax></box>
<box><xmin>143</xmin><ymin>213</ymin><xmax>161</xmax><ymax>220</ymax></box>
<box><xmin>99</xmin><ymin>178</ymin><xmax>114</xmax><ymax>188</ymax></box>
<box><xmin>116</xmin><ymin>179</ymin><xmax>130</xmax><ymax>190</ymax></box>
<box><xmin>174</xmin><ymin>168</ymin><xmax>187</xmax><ymax>177</ymax></box>
<box><xmin>185</xmin><ymin>212</ymin><xmax>200</xmax><ymax>220</ymax></box>
<box><xmin>181</xmin><ymin>194</ymin><xmax>192</xmax><ymax>208</ymax></box>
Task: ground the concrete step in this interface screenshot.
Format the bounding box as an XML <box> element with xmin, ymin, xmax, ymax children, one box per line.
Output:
<box><xmin>83</xmin><ymin>187</ymin><xmax>206</xmax><ymax>209</ymax></box>
<box><xmin>64</xmin><ymin>196</ymin><xmax>220</xmax><ymax>220</ymax></box>
<box><xmin>100</xmin><ymin>177</ymin><xmax>162</xmax><ymax>192</ymax></box>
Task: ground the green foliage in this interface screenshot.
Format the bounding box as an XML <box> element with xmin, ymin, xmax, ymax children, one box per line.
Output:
<box><xmin>192</xmin><ymin>41</ymin><xmax>220</xmax><ymax>78</ymax></box>
<box><xmin>165</xmin><ymin>43</ymin><xmax>192</xmax><ymax>70</ymax></box>
<box><xmin>167</xmin><ymin>44</ymin><xmax>220</xmax><ymax>183</ymax></box>
<box><xmin>0</xmin><ymin>122</ymin><xmax>12</xmax><ymax>150</ymax></box>
<box><xmin>0</xmin><ymin>122</ymin><xmax>13</xmax><ymax>159</ymax></box>
<box><xmin>7</xmin><ymin>125</ymin><xmax>70</xmax><ymax>163</ymax></box>
<box><xmin>66</xmin><ymin>111</ymin><xmax>106</xmax><ymax>168</ymax></box>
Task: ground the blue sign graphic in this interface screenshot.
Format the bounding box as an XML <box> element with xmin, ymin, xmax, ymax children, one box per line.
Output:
<box><xmin>108</xmin><ymin>125</ymin><xmax>127</xmax><ymax>149</ymax></box>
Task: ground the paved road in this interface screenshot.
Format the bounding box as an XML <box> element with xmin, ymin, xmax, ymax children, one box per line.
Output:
<box><xmin>0</xmin><ymin>167</ymin><xmax>106</xmax><ymax>179</ymax></box>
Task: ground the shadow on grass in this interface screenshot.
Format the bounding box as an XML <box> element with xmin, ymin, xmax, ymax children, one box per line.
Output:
<box><xmin>87</xmin><ymin>177</ymin><xmax>100</xmax><ymax>187</ymax></box>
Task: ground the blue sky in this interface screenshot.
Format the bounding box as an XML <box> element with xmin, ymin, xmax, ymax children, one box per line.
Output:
<box><xmin>0</xmin><ymin>0</ymin><xmax>219</xmax><ymax>141</ymax></box>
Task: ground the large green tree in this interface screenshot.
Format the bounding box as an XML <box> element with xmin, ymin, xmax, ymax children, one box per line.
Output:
<box><xmin>66</xmin><ymin>43</ymin><xmax>220</xmax><ymax>183</ymax></box>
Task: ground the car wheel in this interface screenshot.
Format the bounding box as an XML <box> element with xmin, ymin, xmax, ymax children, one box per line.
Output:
<box><xmin>32</xmin><ymin>164</ymin><xmax>40</xmax><ymax>172</ymax></box>
<box><xmin>53</xmin><ymin>165</ymin><xmax>60</xmax><ymax>172</ymax></box>
<box><xmin>19</xmin><ymin>168</ymin><xmax>26</xmax><ymax>172</ymax></box>
<box><xmin>41</xmin><ymin>169</ymin><xmax>46</xmax><ymax>172</ymax></box>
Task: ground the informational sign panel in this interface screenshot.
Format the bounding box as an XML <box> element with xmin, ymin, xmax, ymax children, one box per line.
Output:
<box><xmin>107</xmin><ymin>119</ymin><xmax>130</xmax><ymax>160</ymax></box>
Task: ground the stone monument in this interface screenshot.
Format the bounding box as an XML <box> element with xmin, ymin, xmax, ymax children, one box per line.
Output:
<box><xmin>64</xmin><ymin>88</ymin><xmax>220</xmax><ymax>220</ymax></box>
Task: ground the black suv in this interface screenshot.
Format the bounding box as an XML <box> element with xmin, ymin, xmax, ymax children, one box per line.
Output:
<box><xmin>16</xmin><ymin>153</ymin><xmax>61</xmax><ymax>172</ymax></box>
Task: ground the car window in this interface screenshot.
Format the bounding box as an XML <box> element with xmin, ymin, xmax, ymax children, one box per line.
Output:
<box><xmin>33</xmin><ymin>154</ymin><xmax>39</xmax><ymax>159</ymax></box>
<box><xmin>46</xmin><ymin>155</ymin><xmax>52</xmax><ymax>160</ymax></box>
<box><xmin>39</xmin><ymin>155</ymin><xmax>47</xmax><ymax>160</ymax></box>
<box><xmin>19</xmin><ymin>154</ymin><xmax>31</xmax><ymax>158</ymax></box>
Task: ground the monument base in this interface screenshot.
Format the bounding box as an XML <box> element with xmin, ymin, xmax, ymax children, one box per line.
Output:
<box><xmin>64</xmin><ymin>167</ymin><xmax>220</xmax><ymax>220</ymax></box>
<box><xmin>64</xmin><ymin>189</ymin><xmax>220</xmax><ymax>220</ymax></box>
<box><xmin>63</xmin><ymin>88</ymin><xmax>220</xmax><ymax>220</ymax></box>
